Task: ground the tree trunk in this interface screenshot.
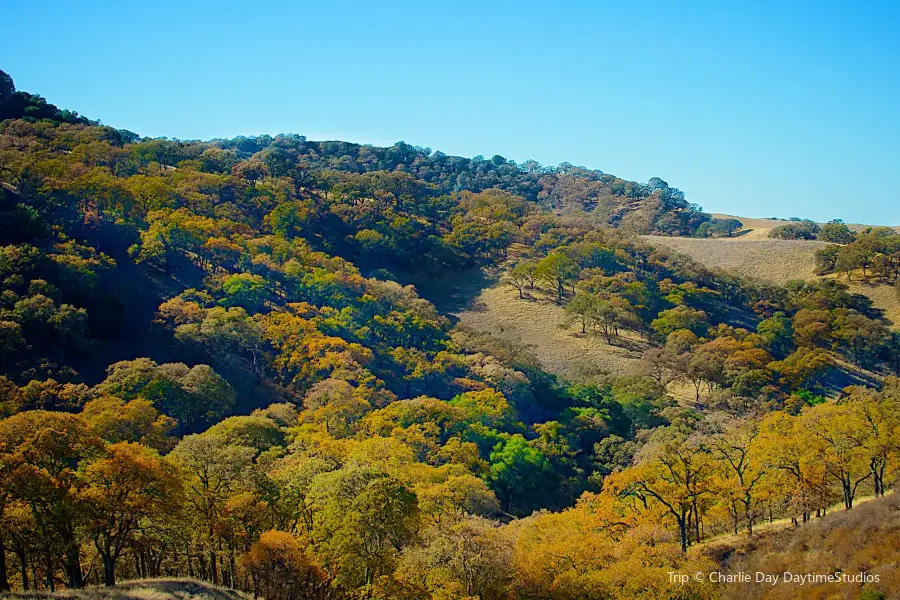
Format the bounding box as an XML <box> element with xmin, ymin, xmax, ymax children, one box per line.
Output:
<box><xmin>45</xmin><ymin>551</ymin><xmax>54</xmax><ymax>592</ymax></box>
<box><xmin>209</xmin><ymin>548</ymin><xmax>218</xmax><ymax>585</ymax></box>
<box><xmin>103</xmin><ymin>554</ymin><xmax>116</xmax><ymax>587</ymax></box>
<box><xmin>678</xmin><ymin>515</ymin><xmax>688</xmax><ymax>553</ymax></box>
<box><xmin>0</xmin><ymin>536</ymin><xmax>10</xmax><ymax>592</ymax></box>
<box><xmin>65</xmin><ymin>545</ymin><xmax>83</xmax><ymax>588</ymax></box>
<box><xmin>16</xmin><ymin>548</ymin><xmax>28</xmax><ymax>591</ymax></box>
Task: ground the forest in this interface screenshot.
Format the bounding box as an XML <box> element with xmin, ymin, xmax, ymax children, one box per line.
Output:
<box><xmin>0</xmin><ymin>69</ymin><xmax>898</xmax><ymax>600</ymax></box>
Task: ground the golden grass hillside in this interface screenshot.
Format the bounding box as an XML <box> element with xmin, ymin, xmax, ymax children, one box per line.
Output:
<box><xmin>710</xmin><ymin>213</ymin><xmax>893</xmax><ymax>239</ymax></box>
<box><xmin>645</xmin><ymin>214</ymin><xmax>900</xmax><ymax>326</ymax></box>
<box><xmin>1</xmin><ymin>579</ymin><xmax>250</xmax><ymax>600</ymax></box>
<box><xmin>454</xmin><ymin>280</ymin><xmax>651</xmax><ymax>380</ymax></box>
<box><xmin>705</xmin><ymin>492</ymin><xmax>900</xmax><ymax>600</ymax></box>
<box><xmin>710</xmin><ymin>214</ymin><xmax>791</xmax><ymax>240</ymax></box>
<box><xmin>642</xmin><ymin>234</ymin><xmax>828</xmax><ymax>285</ymax></box>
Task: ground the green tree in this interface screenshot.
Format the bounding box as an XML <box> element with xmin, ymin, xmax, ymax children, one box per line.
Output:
<box><xmin>563</xmin><ymin>291</ymin><xmax>596</xmax><ymax>333</ymax></box>
<box><xmin>489</xmin><ymin>435</ymin><xmax>558</xmax><ymax>514</ymax></box>
<box><xmin>309</xmin><ymin>467</ymin><xmax>418</xmax><ymax>588</ymax></box>
<box><xmin>220</xmin><ymin>273</ymin><xmax>270</xmax><ymax>313</ymax></box>
<box><xmin>505</xmin><ymin>262</ymin><xmax>536</xmax><ymax>299</ymax></box>
<box><xmin>535</xmin><ymin>252</ymin><xmax>579</xmax><ymax>300</ymax></box>
<box><xmin>650</xmin><ymin>306</ymin><xmax>710</xmax><ymax>338</ymax></box>
<box><xmin>819</xmin><ymin>220</ymin><xmax>855</xmax><ymax>244</ymax></box>
<box><xmin>814</xmin><ymin>244</ymin><xmax>842</xmax><ymax>275</ymax></box>
<box><xmin>97</xmin><ymin>359</ymin><xmax>235</xmax><ymax>433</ymax></box>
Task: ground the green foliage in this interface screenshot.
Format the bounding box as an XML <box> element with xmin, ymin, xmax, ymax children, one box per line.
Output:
<box><xmin>488</xmin><ymin>434</ymin><xmax>559</xmax><ymax>514</ymax></box>
<box><xmin>96</xmin><ymin>359</ymin><xmax>235</xmax><ymax>433</ymax></box>
<box><xmin>820</xmin><ymin>219</ymin><xmax>856</xmax><ymax>244</ymax></box>
<box><xmin>534</xmin><ymin>252</ymin><xmax>579</xmax><ymax>300</ymax></box>
<box><xmin>308</xmin><ymin>467</ymin><xmax>419</xmax><ymax>587</ymax></box>
<box><xmin>220</xmin><ymin>273</ymin><xmax>270</xmax><ymax>312</ymax></box>
<box><xmin>769</xmin><ymin>219</ymin><xmax>820</xmax><ymax>240</ymax></box>
<box><xmin>651</xmin><ymin>306</ymin><xmax>710</xmax><ymax>338</ymax></box>
<box><xmin>695</xmin><ymin>217</ymin><xmax>743</xmax><ymax>238</ymax></box>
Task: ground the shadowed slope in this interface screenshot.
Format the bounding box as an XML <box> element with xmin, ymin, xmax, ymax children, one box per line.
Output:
<box><xmin>2</xmin><ymin>578</ymin><xmax>250</xmax><ymax>600</ymax></box>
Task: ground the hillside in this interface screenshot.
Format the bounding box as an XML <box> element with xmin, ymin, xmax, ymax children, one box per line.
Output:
<box><xmin>644</xmin><ymin>215</ymin><xmax>900</xmax><ymax>326</ymax></box>
<box><xmin>454</xmin><ymin>267</ymin><xmax>650</xmax><ymax>380</ymax></box>
<box><xmin>641</xmin><ymin>235</ymin><xmax>827</xmax><ymax>285</ymax></box>
<box><xmin>705</xmin><ymin>492</ymin><xmax>900</xmax><ymax>600</ymax></box>
<box><xmin>2</xmin><ymin>69</ymin><xmax>900</xmax><ymax>600</ymax></box>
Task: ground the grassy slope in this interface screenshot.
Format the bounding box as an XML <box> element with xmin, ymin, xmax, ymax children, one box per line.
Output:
<box><xmin>1</xmin><ymin>579</ymin><xmax>249</xmax><ymax>600</ymax></box>
<box><xmin>643</xmin><ymin>234</ymin><xmax>828</xmax><ymax>285</ymax></box>
<box><xmin>647</xmin><ymin>215</ymin><xmax>900</xmax><ymax>326</ymax></box>
<box><xmin>704</xmin><ymin>492</ymin><xmax>900</xmax><ymax>600</ymax></box>
<box><xmin>454</xmin><ymin>280</ymin><xmax>651</xmax><ymax>380</ymax></box>
<box><xmin>451</xmin><ymin>214</ymin><xmax>899</xmax><ymax>390</ymax></box>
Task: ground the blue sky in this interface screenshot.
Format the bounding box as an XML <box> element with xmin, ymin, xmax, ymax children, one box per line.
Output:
<box><xmin>3</xmin><ymin>0</ymin><xmax>899</xmax><ymax>224</ymax></box>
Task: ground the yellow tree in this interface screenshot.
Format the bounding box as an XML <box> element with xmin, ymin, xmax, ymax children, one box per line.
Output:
<box><xmin>507</xmin><ymin>492</ymin><xmax>717</xmax><ymax>600</ymax></box>
<box><xmin>78</xmin><ymin>442</ymin><xmax>184</xmax><ymax>585</ymax></box>
<box><xmin>170</xmin><ymin>432</ymin><xmax>255</xmax><ymax>585</ymax></box>
<box><xmin>801</xmin><ymin>402</ymin><xmax>874</xmax><ymax>510</ymax></box>
<box><xmin>846</xmin><ymin>377</ymin><xmax>900</xmax><ymax>496</ymax></box>
<box><xmin>606</xmin><ymin>435</ymin><xmax>712</xmax><ymax>552</ymax></box>
<box><xmin>0</xmin><ymin>411</ymin><xmax>102</xmax><ymax>589</ymax></box>
<box><xmin>758</xmin><ymin>411</ymin><xmax>826</xmax><ymax>522</ymax></box>
<box><xmin>853</xmin><ymin>381</ymin><xmax>900</xmax><ymax>496</ymax></box>
<box><xmin>708</xmin><ymin>418</ymin><xmax>768</xmax><ymax>535</ymax></box>
<box><xmin>397</xmin><ymin>515</ymin><xmax>511</xmax><ymax>600</ymax></box>
<box><xmin>80</xmin><ymin>396</ymin><xmax>176</xmax><ymax>451</ymax></box>
<box><xmin>240</xmin><ymin>530</ymin><xmax>326</xmax><ymax>600</ymax></box>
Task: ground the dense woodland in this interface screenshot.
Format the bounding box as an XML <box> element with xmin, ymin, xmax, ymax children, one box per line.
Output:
<box><xmin>0</xmin><ymin>70</ymin><xmax>898</xmax><ymax>600</ymax></box>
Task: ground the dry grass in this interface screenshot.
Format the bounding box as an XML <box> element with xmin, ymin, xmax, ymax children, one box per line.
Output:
<box><xmin>706</xmin><ymin>492</ymin><xmax>900</xmax><ymax>599</ymax></box>
<box><xmin>645</xmin><ymin>217</ymin><xmax>900</xmax><ymax>327</ymax></box>
<box><xmin>642</xmin><ymin>235</ymin><xmax>827</xmax><ymax>285</ymax></box>
<box><xmin>842</xmin><ymin>278</ymin><xmax>900</xmax><ymax>328</ymax></box>
<box><xmin>703</xmin><ymin>493</ymin><xmax>888</xmax><ymax>549</ymax></box>
<box><xmin>452</xmin><ymin>215</ymin><xmax>900</xmax><ymax>387</ymax></box>
<box><xmin>453</xmin><ymin>282</ymin><xmax>651</xmax><ymax>381</ymax></box>
<box><xmin>1</xmin><ymin>579</ymin><xmax>250</xmax><ymax>600</ymax></box>
<box><xmin>712</xmin><ymin>213</ymin><xmax>895</xmax><ymax>239</ymax></box>
<box><xmin>711</xmin><ymin>214</ymin><xmax>792</xmax><ymax>240</ymax></box>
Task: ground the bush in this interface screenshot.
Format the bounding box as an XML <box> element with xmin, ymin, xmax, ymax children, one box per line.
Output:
<box><xmin>696</xmin><ymin>217</ymin><xmax>743</xmax><ymax>238</ymax></box>
<box><xmin>769</xmin><ymin>220</ymin><xmax>820</xmax><ymax>240</ymax></box>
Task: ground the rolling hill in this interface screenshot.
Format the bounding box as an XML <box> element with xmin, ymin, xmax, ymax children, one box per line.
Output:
<box><xmin>452</xmin><ymin>214</ymin><xmax>898</xmax><ymax>390</ymax></box>
<box><xmin>705</xmin><ymin>492</ymin><xmax>900</xmax><ymax>600</ymax></box>
<box><xmin>3</xmin><ymin>68</ymin><xmax>900</xmax><ymax>600</ymax></box>
<box><xmin>645</xmin><ymin>215</ymin><xmax>900</xmax><ymax>326</ymax></box>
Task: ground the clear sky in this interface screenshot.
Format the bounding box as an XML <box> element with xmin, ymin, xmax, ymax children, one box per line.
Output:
<box><xmin>2</xmin><ymin>0</ymin><xmax>899</xmax><ymax>225</ymax></box>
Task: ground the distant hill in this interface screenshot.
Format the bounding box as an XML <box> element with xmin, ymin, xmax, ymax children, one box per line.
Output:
<box><xmin>710</xmin><ymin>213</ymin><xmax>897</xmax><ymax>239</ymax></box>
